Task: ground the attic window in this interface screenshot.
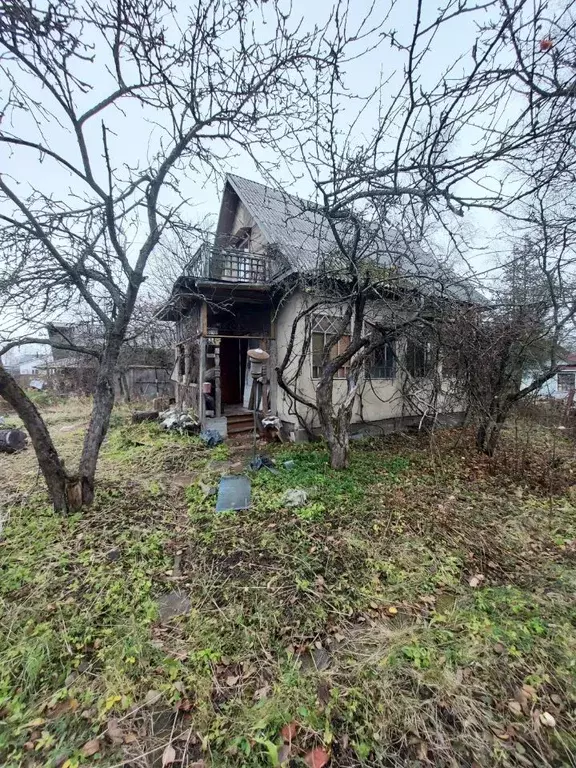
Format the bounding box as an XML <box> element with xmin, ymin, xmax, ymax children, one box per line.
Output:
<box><xmin>231</xmin><ymin>226</ymin><xmax>252</xmax><ymax>251</ymax></box>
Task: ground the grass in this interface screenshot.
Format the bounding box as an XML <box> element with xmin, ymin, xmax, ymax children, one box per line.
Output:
<box><xmin>0</xmin><ymin>400</ymin><xmax>575</xmax><ymax>767</ymax></box>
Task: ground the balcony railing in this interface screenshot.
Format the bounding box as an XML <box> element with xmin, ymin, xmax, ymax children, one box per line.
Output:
<box><xmin>185</xmin><ymin>244</ymin><xmax>269</xmax><ymax>283</ymax></box>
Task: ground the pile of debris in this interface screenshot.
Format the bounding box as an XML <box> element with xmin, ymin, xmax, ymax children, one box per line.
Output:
<box><xmin>130</xmin><ymin>405</ymin><xmax>201</xmax><ymax>436</ymax></box>
<box><xmin>159</xmin><ymin>407</ymin><xmax>200</xmax><ymax>436</ymax></box>
<box><xmin>0</xmin><ymin>427</ymin><xmax>28</xmax><ymax>454</ymax></box>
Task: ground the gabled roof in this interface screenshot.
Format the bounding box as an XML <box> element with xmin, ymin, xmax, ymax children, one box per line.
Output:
<box><xmin>225</xmin><ymin>174</ymin><xmax>332</xmax><ymax>275</ymax></box>
<box><xmin>223</xmin><ymin>174</ymin><xmax>484</xmax><ymax>304</ymax></box>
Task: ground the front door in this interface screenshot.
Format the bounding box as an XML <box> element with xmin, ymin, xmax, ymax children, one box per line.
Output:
<box><xmin>219</xmin><ymin>338</ymin><xmax>248</xmax><ymax>406</ymax></box>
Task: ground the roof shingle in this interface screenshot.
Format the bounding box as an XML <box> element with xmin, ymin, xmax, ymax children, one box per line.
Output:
<box><xmin>225</xmin><ymin>174</ymin><xmax>484</xmax><ymax>303</ymax></box>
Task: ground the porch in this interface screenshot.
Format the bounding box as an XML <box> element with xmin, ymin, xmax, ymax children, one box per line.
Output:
<box><xmin>172</xmin><ymin>290</ymin><xmax>276</xmax><ymax>435</ymax></box>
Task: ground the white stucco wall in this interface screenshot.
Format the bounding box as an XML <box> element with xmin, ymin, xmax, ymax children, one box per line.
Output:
<box><xmin>274</xmin><ymin>290</ymin><xmax>454</xmax><ymax>429</ymax></box>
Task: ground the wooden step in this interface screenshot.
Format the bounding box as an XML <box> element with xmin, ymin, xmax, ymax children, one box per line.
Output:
<box><xmin>224</xmin><ymin>410</ymin><xmax>254</xmax><ymax>435</ymax></box>
<box><xmin>227</xmin><ymin>422</ymin><xmax>254</xmax><ymax>435</ymax></box>
<box><xmin>226</xmin><ymin>414</ymin><xmax>254</xmax><ymax>424</ymax></box>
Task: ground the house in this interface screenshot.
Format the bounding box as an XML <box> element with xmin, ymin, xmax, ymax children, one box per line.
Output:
<box><xmin>160</xmin><ymin>175</ymin><xmax>477</xmax><ymax>439</ymax></box>
<box><xmin>0</xmin><ymin>352</ymin><xmax>50</xmax><ymax>386</ymax></box>
<box><xmin>17</xmin><ymin>354</ymin><xmax>47</xmax><ymax>376</ymax></box>
<box><xmin>530</xmin><ymin>352</ymin><xmax>576</xmax><ymax>399</ymax></box>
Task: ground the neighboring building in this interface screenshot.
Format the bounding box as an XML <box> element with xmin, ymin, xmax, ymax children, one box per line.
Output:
<box><xmin>0</xmin><ymin>352</ymin><xmax>50</xmax><ymax>386</ymax></box>
<box><xmin>161</xmin><ymin>174</ymin><xmax>478</xmax><ymax>439</ymax></box>
<box><xmin>44</xmin><ymin>323</ymin><xmax>172</xmax><ymax>401</ymax></box>
<box><xmin>529</xmin><ymin>352</ymin><xmax>576</xmax><ymax>399</ymax></box>
<box><xmin>18</xmin><ymin>354</ymin><xmax>47</xmax><ymax>376</ymax></box>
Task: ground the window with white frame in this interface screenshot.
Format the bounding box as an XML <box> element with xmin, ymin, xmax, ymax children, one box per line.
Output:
<box><xmin>311</xmin><ymin>315</ymin><xmax>350</xmax><ymax>379</ymax></box>
<box><xmin>367</xmin><ymin>336</ymin><xmax>395</xmax><ymax>379</ymax></box>
<box><xmin>557</xmin><ymin>371</ymin><xmax>575</xmax><ymax>392</ymax></box>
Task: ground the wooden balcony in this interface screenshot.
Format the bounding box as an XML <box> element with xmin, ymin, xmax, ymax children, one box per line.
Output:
<box><xmin>185</xmin><ymin>244</ymin><xmax>269</xmax><ymax>283</ymax></box>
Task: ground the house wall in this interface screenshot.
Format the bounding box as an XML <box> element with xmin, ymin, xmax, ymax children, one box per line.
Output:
<box><xmin>537</xmin><ymin>365</ymin><xmax>576</xmax><ymax>399</ymax></box>
<box><xmin>274</xmin><ymin>290</ymin><xmax>463</xmax><ymax>436</ymax></box>
<box><xmin>176</xmin><ymin>300</ymin><xmax>202</xmax><ymax>342</ymax></box>
<box><xmin>19</xmin><ymin>358</ymin><xmax>45</xmax><ymax>375</ymax></box>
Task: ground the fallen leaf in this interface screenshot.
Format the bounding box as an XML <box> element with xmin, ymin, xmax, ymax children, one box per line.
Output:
<box><xmin>107</xmin><ymin>718</ymin><xmax>124</xmax><ymax>746</ymax></box>
<box><xmin>162</xmin><ymin>744</ymin><xmax>177</xmax><ymax>766</ymax></box>
<box><xmin>145</xmin><ymin>689</ymin><xmax>161</xmax><ymax>705</ymax></box>
<box><xmin>49</xmin><ymin>698</ymin><xmax>79</xmax><ymax>718</ymax></box>
<box><xmin>177</xmin><ymin>698</ymin><xmax>193</xmax><ymax>712</ymax></box>
<box><xmin>81</xmin><ymin>739</ymin><xmax>101</xmax><ymax>757</ymax></box>
<box><xmin>278</xmin><ymin>744</ymin><xmax>291</xmax><ymax>765</ymax></box>
<box><xmin>281</xmin><ymin>721</ymin><xmax>298</xmax><ymax>742</ymax></box>
<box><xmin>540</xmin><ymin>712</ymin><xmax>556</xmax><ymax>728</ymax></box>
<box><xmin>550</xmin><ymin>693</ymin><xmax>562</xmax><ymax>705</ymax></box>
<box><xmin>521</xmin><ymin>684</ymin><xmax>537</xmax><ymax>700</ymax></box>
<box><xmin>508</xmin><ymin>700</ymin><xmax>522</xmax><ymax>716</ymax></box>
<box><xmin>225</xmin><ymin>675</ymin><xmax>239</xmax><ymax>686</ymax></box>
<box><xmin>23</xmin><ymin>718</ymin><xmax>46</xmax><ymax>728</ymax></box>
<box><xmin>124</xmin><ymin>732</ymin><xmax>138</xmax><ymax>744</ymax></box>
<box><xmin>493</xmin><ymin>642</ymin><xmax>506</xmax><ymax>654</ymax></box>
<box><xmin>468</xmin><ymin>574</ymin><xmax>485</xmax><ymax>588</ymax></box>
<box><xmin>305</xmin><ymin>746</ymin><xmax>330</xmax><ymax>767</ymax></box>
<box><xmin>317</xmin><ymin>680</ymin><xmax>331</xmax><ymax>706</ymax></box>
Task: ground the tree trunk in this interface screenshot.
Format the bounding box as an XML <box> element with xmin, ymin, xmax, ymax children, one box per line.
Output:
<box><xmin>329</xmin><ymin>430</ymin><xmax>349</xmax><ymax>469</ymax></box>
<box><xmin>0</xmin><ymin>365</ymin><xmax>81</xmax><ymax>512</ymax></box>
<box><xmin>476</xmin><ymin>407</ymin><xmax>508</xmax><ymax>456</ymax></box>
<box><xmin>78</xmin><ymin>339</ymin><xmax>121</xmax><ymax>504</ymax></box>
<box><xmin>317</xmin><ymin>378</ymin><xmax>353</xmax><ymax>470</ymax></box>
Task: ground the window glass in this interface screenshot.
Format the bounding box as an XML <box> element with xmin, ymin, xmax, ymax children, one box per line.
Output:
<box><xmin>557</xmin><ymin>372</ymin><xmax>575</xmax><ymax>392</ymax></box>
<box><xmin>311</xmin><ymin>315</ymin><xmax>350</xmax><ymax>379</ymax></box>
<box><xmin>406</xmin><ymin>339</ymin><xmax>430</xmax><ymax>378</ymax></box>
<box><xmin>367</xmin><ymin>338</ymin><xmax>395</xmax><ymax>379</ymax></box>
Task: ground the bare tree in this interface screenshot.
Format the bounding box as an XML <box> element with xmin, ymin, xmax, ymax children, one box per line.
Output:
<box><xmin>271</xmin><ymin>0</ymin><xmax>576</xmax><ymax>467</ymax></box>
<box><xmin>2</xmin><ymin>0</ymin><xmax>575</xmax><ymax>494</ymax></box>
<box><xmin>0</xmin><ymin>0</ymin><xmax>350</xmax><ymax>510</ymax></box>
<box><xmin>445</xmin><ymin>220</ymin><xmax>576</xmax><ymax>455</ymax></box>
<box><xmin>144</xmin><ymin>220</ymin><xmax>213</xmax><ymax>304</ymax></box>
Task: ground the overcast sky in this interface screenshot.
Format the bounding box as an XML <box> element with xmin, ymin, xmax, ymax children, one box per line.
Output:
<box><xmin>1</xmin><ymin>0</ymin><xmax>521</xmax><ymax>348</ymax></box>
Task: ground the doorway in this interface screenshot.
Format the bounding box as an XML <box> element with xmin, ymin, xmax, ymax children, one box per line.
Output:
<box><xmin>219</xmin><ymin>337</ymin><xmax>248</xmax><ymax>407</ymax></box>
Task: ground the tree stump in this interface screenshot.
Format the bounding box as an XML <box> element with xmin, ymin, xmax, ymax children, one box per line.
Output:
<box><xmin>131</xmin><ymin>410</ymin><xmax>159</xmax><ymax>424</ymax></box>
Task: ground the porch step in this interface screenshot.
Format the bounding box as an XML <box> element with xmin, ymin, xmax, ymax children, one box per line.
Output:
<box><xmin>226</xmin><ymin>412</ymin><xmax>254</xmax><ymax>434</ymax></box>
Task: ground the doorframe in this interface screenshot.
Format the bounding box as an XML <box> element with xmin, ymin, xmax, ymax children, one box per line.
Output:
<box><xmin>201</xmin><ymin>333</ymin><xmax>271</xmax><ymax>427</ymax></box>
